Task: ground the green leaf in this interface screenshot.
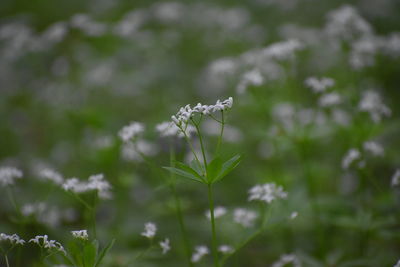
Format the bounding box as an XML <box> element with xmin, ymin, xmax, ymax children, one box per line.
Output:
<box><xmin>163</xmin><ymin>167</ymin><xmax>205</xmax><ymax>183</ymax></box>
<box><xmin>67</xmin><ymin>241</ymin><xmax>84</xmax><ymax>267</ymax></box>
<box><xmin>190</xmin><ymin>159</ymin><xmax>205</xmax><ymax>176</ymax></box>
<box><xmin>83</xmin><ymin>242</ymin><xmax>97</xmax><ymax>267</ymax></box>
<box><xmin>206</xmin><ymin>156</ymin><xmax>223</xmax><ymax>183</ymax></box>
<box><xmin>94</xmin><ymin>239</ymin><xmax>115</xmax><ymax>267</ymax></box>
<box><xmin>213</xmin><ymin>154</ymin><xmax>242</xmax><ymax>183</ymax></box>
<box><xmin>174</xmin><ymin>161</ymin><xmax>204</xmax><ymax>179</ymax></box>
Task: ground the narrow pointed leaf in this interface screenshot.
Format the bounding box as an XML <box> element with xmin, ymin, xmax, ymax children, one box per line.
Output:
<box><xmin>163</xmin><ymin>167</ymin><xmax>205</xmax><ymax>183</ymax></box>
<box><xmin>213</xmin><ymin>154</ymin><xmax>242</xmax><ymax>183</ymax></box>
<box><xmin>94</xmin><ymin>239</ymin><xmax>115</xmax><ymax>267</ymax></box>
<box><xmin>207</xmin><ymin>156</ymin><xmax>223</xmax><ymax>183</ymax></box>
<box><xmin>174</xmin><ymin>161</ymin><xmax>203</xmax><ymax>179</ymax></box>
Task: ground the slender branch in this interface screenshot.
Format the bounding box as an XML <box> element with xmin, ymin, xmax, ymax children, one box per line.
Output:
<box><xmin>215</xmin><ymin>111</ymin><xmax>225</xmax><ymax>156</ymax></box>
<box><xmin>207</xmin><ymin>184</ymin><xmax>220</xmax><ymax>267</ymax></box>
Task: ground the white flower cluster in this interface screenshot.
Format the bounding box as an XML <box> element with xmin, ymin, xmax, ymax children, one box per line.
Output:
<box><xmin>191</xmin><ymin>245</ymin><xmax>209</xmax><ymax>263</ymax></box>
<box><xmin>358</xmin><ymin>90</ymin><xmax>391</xmax><ymax>123</ymax></box>
<box><xmin>62</xmin><ymin>174</ymin><xmax>112</xmax><ymax>199</ymax></box>
<box><xmin>29</xmin><ymin>235</ymin><xmax>66</xmax><ymax>255</ymax></box>
<box><xmin>0</xmin><ymin>233</ymin><xmax>25</xmax><ymax>245</ymax></box>
<box><xmin>155</xmin><ymin>121</ymin><xmax>195</xmax><ymax>138</ymax></box>
<box><xmin>248</xmin><ymin>183</ymin><xmax>288</xmax><ymax>204</ymax></box>
<box><xmin>342</xmin><ymin>141</ymin><xmax>384</xmax><ymax>169</ymax></box>
<box><xmin>394</xmin><ymin>259</ymin><xmax>400</xmax><ymax>267</ymax></box>
<box><xmin>21</xmin><ymin>202</ymin><xmax>47</xmax><ymax>217</ymax></box>
<box><xmin>159</xmin><ymin>238</ymin><xmax>171</xmax><ymax>254</ymax></box>
<box><xmin>262</xmin><ymin>39</ymin><xmax>303</xmax><ymax>60</ymax></box>
<box><xmin>271</xmin><ymin>253</ymin><xmax>301</xmax><ymax>267</ymax></box>
<box><xmin>233</xmin><ymin>208</ymin><xmax>258</xmax><ymax>228</ymax></box>
<box><xmin>0</xmin><ymin>166</ymin><xmax>23</xmax><ymax>186</ymax></box>
<box><xmin>118</xmin><ymin>121</ymin><xmax>145</xmax><ymax>142</ymax></box>
<box><xmin>236</xmin><ymin>69</ymin><xmax>264</xmax><ymax>94</ymax></box>
<box><xmin>38</xmin><ymin>168</ymin><xmax>64</xmax><ymax>185</ymax></box>
<box><xmin>391</xmin><ymin>170</ymin><xmax>400</xmax><ymax>187</ymax></box>
<box><xmin>205</xmin><ymin>206</ymin><xmax>227</xmax><ymax>220</ymax></box>
<box><xmin>141</xmin><ymin>222</ymin><xmax>157</xmax><ymax>239</ymax></box>
<box><xmin>304</xmin><ymin>77</ymin><xmax>335</xmax><ymax>93</ymax></box>
<box><xmin>171</xmin><ymin>97</ymin><xmax>233</xmax><ymax>127</ymax></box>
<box><xmin>71</xmin><ymin>230</ymin><xmax>89</xmax><ymax>240</ymax></box>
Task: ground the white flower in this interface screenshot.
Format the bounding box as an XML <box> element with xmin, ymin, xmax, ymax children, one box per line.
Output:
<box><xmin>0</xmin><ymin>167</ymin><xmax>23</xmax><ymax>186</ymax></box>
<box><xmin>363</xmin><ymin>141</ymin><xmax>384</xmax><ymax>157</ymax></box>
<box><xmin>171</xmin><ymin>97</ymin><xmax>233</xmax><ymax>127</ymax></box>
<box><xmin>304</xmin><ymin>77</ymin><xmax>335</xmax><ymax>93</ymax></box>
<box><xmin>391</xmin><ymin>170</ymin><xmax>400</xmax><ymax>187</ymax></box>
<box><xmin>205</xmin><ymin>206</ymin><xmax>227</xmax><ymax>220</ymax></box>
<box><xmin>29</xmin><ymin>235</ymin><xmax>66</xmax><ymax>255</ymax></box>
<box><xmin>118</xmin><ymin>122</ymin><xmax>145</xmax><ymax>142</ymax></box>
<box><xmin>0</xmin><ymin>233</ymin><xmax>25</xmax><ymax>245</ymax></box>
<box><xmin>394</xmin><ymin>259</ymin><xmax>400</xmax><ymax>267</ymax></box>
<box><xmin>71</xmin><ymin>230</ymin><xmax>88</xmax><ymax>240</ymax></box>
<box><xmin>318</xmin><ymin>92</ymin><xmax>341</xmax><ymax>107</ymax></box>
<box><xmin>290</xmin><ymin>211</ymin><xmax>298</xmax><ymax>220</ymax></box>
<box><xmin>236</xmin><ymin>69</ymin><xmax>264</xmax><ymax>94</ymax></box>
<box><xmin>341</xmin><ymin>148</ymin><xmax>361</xmax><ymax>169</ymax></box>
<box><xmin>141</xmin><ymin>222</ymin><xmax>157</xmax><ymax>239</ymax></box>
<box><xmin>233</xmin><ymin>208</ymin><xmax>258</xmax><ymax>228</ymax></box>
<box><xmin>358</xmin><ymin>90</ymin><xmax>391</xmax><ymax>123</ymax></box>
<box><xmin>248</xmin><ymin>183</ymin><xmax>287</xmax><ymax>204</ymax></box>
<box><xmin>155</xmin><ymin>121</ymin><xmax>195</xmax><ymax>138</ymax></box>
<box><xmin>62</xmin><ymin>174</ymin><xmax>112</xmax><ymax>199</ymax></box>
<box><xmin>191</xmin><ymin>245</ymin><xmax>209</xmax><ymax>263</ymax></box>
<box><xmin>218</xmin><ymin>245</ymin><xmax>233</xmax><ymax>254</ymax></box>
<box><xmin>272</xmin><ymin>253</ymin><xmax>301</xmax><ymax>267</ymax></box>
<box><xmin>159</xmin><ymin>238</ymin><xmax>171</xmax><ymax>254</ymax></box>
<box><xmin>38</xmin><ymin>168</ymin><xmax>64</xmax><ymax>185</ymax></box>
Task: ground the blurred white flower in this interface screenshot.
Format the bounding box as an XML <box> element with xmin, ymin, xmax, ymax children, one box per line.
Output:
<box><xmin>0</xmin><ymin>233</ymin><xmax>25</xmax><ymax>245</ymax></box>
<box><xmin>342</xmin><ymin>149</ymin><xmax>361</xmax><ymax>169</ymax></box>
<box><xmin>363</xmin><ymin>141</ymin><xmax>384</xmax><ymax>156</ymax></box>
<box><xmin>191</xmin><ymin>245</ymin><xmax>209</xmax><ymax>263</ymax></box>
<box><xmin>236</xmin><ymin>69</ymin><xmax>264</xmax><ymax>94</ymax></box>
<box><xmin>318</xmin><ymin>92</ymin><xmax>341</xmax><ymax>107</ymax></box>
<box><xmin>118</xmin><ymin>122</ymin><xmax>145</xmax><ymax>142</ymax></box>
<box><xmin>205</xmin><ymin>206</ymin><xmax>227</xmax><ymax>220</ymax></box>
<box><xmin>272</xmin><ymin>253</ymin><xmax>301</xmax><ymax>267</ymax></box>
<box><xmin>62</xmin><ymin>174</ymin><xmax>112</xmax><ymax>199</ymax></box>
<box><xmin>71</xmin><ymin>230</ymin><xmax>89</xmax><ymax>240</ymax></box>
<box><xmin>248</xmin><ymin>183</ymin><xmax>287</xmax><ymax>204</ymax></box>
<box><xmin>159</xmin><ymin>238</ymin><xmax>171</xmax><ymax>254</ymax></box>
<box><xmin>391</xmin><ymin>170</ymin><xmax>400</xmax><ymax>187</ymax></box>
<box><xmin>304</xmin><ymin>77</ymin><xmax>335</xmax><ymax>93</ymax></box>
<box><xmin>290</xmin><ymin>211</ymin><xmax>298</xmax><ymax>220</ymax></box>
<box><xmin>358</xmin><ymin>90</ymin><xmax>391</xmax><ymax>123</ymax></box>
<box><xmin>233</xmin><ymin>208</ymin><xmax>258</xmax><ymax>227</ymax></box>
<box><xmin>141</xmin><ymin>222</ymin><xmax>157</xmax><ymax>239</ymax></box>
<box><xmin>218</xmin><ymin>245</ymin><xmax>233</xmax><ymax>254</ymax></box>
<box><xmin>0</xmin><ymin>166</ymin><xmax>23</xmax><ymax>186</ymax></box>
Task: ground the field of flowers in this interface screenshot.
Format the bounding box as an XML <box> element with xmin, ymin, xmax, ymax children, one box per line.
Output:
<box><xmin>1</xmin><ymin>0</ymin><xmax>400</xmax><ymax>266</ymax></box>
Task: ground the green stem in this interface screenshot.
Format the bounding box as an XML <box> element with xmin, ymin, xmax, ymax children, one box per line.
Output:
<box><xmin>207</xmin><ymin>184</ymin><xmax>219</xmax><ymax>267</ymax></box>
<box><xmin>92</xmin><ymin>193</ymin><xmax>98</xmax><ymax>239</ymax></box>
<box><xmin>169</xmin><ymin>144</ymin><xmax>193</xmax><ymax>267</ymax></box>
<box><xmin>215</xmin><ymin>111</ymin><xmax>225</xmax><ymax>156</ymax></box>
<box><xmin>5</xmin><ymin>254</ymin><xmax>10</xmax><ymax>267</ymax></box>
<box><xmin>192</xmin><ymin>118</ymin><xmax>208</xmax><ymax>167</ymax></box>
<box><xmin>181</xmin><ymin>128</ymin><xmax>202</xmax><ymax>169</ymax></box>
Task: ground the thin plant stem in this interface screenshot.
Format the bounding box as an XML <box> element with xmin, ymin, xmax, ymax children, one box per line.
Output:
<box><xmin>5</xmin><ymin>254</ymin><xmax>10</xmax><ymax>267</ymax></box>
<box><xmin>92</xmin><ymin>193</ymin><xmax>98</xmax><ymax>239</ymax></box>
<box><xmin>181</xmin><ymin>129</ymin><xmax>202</xmax><ymax>168</ymax></box>
<box><xmin>169</xmin><ymin>143</ymin><xmax>194</xmax><ymax>267</ymax></box>
<box><xmin>207</xmin><ymin>184</ymin><xmax>219</xmax><ymax>267</ymax></box>
<box><xmin>215</xmin><ymin>111</ymin><xmax>225</xmax><ymax>156</ymax></box>
<box><xmin>191</xmin><ymin>118</ymin><xmax>208</xmax><ymax>167</ymax></box>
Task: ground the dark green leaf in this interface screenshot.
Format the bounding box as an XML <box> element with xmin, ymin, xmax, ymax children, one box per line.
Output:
<box><xmin>163</xmin><ymin>167</ymin><xmax>205</xmax><ymax>183</ymax></box>
<box><xmin>174</xmin><ymin>161</ymin><xmax>203</xmax><ymax>179</ymax></box>
<box><xmin>94</xmin><ymin>239</ymin><xmax>115</xmax><ymax>267</ymax></box>
<box><xmin>213</xmin><ymin>155</ymin><xmax>242</xmax><ymax>183</ymax></box>
<box><xmin>83</xmin><ymin>242</ymin><xmax>97</xmax><ymax>267</ymax></box>
<box><xmin>207</xmin><ymin>156</ymin><xmax>223</xmax><ymax>183</ymax></box>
